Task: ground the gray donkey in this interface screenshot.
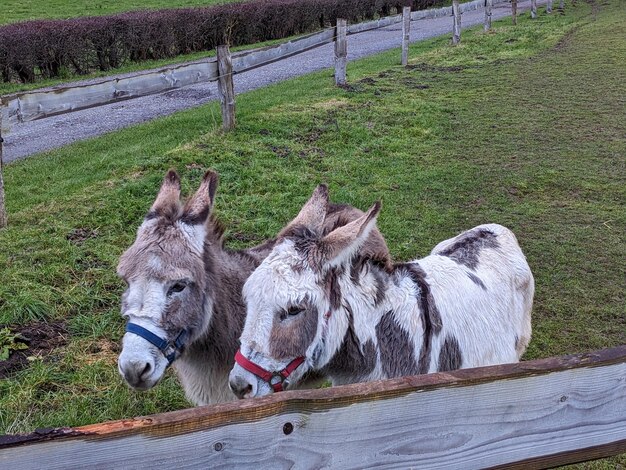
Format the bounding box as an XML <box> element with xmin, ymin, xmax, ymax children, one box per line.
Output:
<box><xmin>117</xmin><ymin>170</ymin><xmax>391</xmax><ymax>405</ymax></box>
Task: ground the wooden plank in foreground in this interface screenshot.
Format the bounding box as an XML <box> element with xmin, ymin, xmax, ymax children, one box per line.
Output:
<box><xmin>1</xmin><ymin>346</ymin><xmax>625</xmax><ymax>469</ymax></box>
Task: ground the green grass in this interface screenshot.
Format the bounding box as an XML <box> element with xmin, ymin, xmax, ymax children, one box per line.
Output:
<box><xmin>0</xmin><ymin>3</ymin><xmax>624</xmax><ymax>467</ymax></box>
<box><xmin>0</xmin><ymin>0</ymin><xmax>233</xmax><ymax>25</ymax></box>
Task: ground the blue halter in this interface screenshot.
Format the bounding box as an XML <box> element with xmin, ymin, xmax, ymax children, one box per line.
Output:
<box><xmin>125</xmin><ymin>323</ymin><xmax>188</xmax><ymax>366</ymax></box>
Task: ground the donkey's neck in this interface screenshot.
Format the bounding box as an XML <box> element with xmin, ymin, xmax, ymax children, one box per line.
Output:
<box><xmin>174</xmin><ymin>231</ymin><xmax>274</xmax><ymax>406</ymax></box>
<box><xmin>321</xmin><ymin>260</ymin><xmax>431</xmax><ymax>385</ymax></box>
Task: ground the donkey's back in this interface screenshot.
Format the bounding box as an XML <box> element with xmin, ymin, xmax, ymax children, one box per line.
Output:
<box><xmin>421</xmin><ymin>224</ymin><xmax>533</xmax><ymax>369</ymax></box>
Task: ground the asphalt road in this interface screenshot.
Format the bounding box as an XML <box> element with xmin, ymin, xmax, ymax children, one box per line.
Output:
<box><xmin>3</xmin><ymin>0</ymin><xmax>547</xmax><ymax>163</ymax></box>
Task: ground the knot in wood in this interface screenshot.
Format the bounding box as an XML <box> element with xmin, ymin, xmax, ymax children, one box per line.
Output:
<box><xmin>283</xmin><ymin>422</ymin><xmax>294</xmax><ymax>435</ymax></box>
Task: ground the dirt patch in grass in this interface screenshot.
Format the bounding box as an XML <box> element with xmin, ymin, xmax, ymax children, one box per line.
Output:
<box><xmin>83</xmin><ymin>339</ymin><xmax>120</xmax><ymax>366</ymax></box>
<box><xmin>552</xmin><ymin>25</ymin><xmax>582</xmax><ymax>52</ymax></box>
<box><xmin>358</xmin><ymin>77</ymin><xmax>377</xmax><ymax>85</ymax></box>
<box><xmin>66</xmin><ymin>228</ymin><xmax>99</xmax><ymax>245</ymax></box>
<box><xmin>0</xmin><ymin>322</ymin><xmax>68</xmax><ymax>379</ymax></box>
<box><xmin>400</xmin><ymin>78</ymin><xmax>430</xmax><ymax>89</ymax></box>
<box><xmin>269</xmin><ymin>144</ymin><xmax>292</xmax><ymax>158</ymax></box>
<box><xmin>406</xmin><ymin>63</ymin><xmax>467</xmax><ymax>73</ymax></box>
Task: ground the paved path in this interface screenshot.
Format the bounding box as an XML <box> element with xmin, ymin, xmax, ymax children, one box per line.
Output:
<box><xmin>4</xmin><ymin>0</ymin><xmax>546</xmax><ymax>162</ymax></box>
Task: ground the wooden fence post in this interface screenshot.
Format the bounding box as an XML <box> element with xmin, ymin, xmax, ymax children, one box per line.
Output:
<box><xmin>512</xmin><ymin>0</ymin><xmax>518</xmax><ymax>24</ymax></box>
<box><xmin>546</xmin><ymin>0</ymin><xmax>553</xmax><ymax>13</ymax></box>
<box><xmin>484</xmin><ymin>0</ymin><xmax>493</xmax><ymax>31</ymax></box>
<box><xmin>216</xmin><ymin>45</ymin><xmax>236</xmax><ymax>131</ymax></box>
<box><xmin>0</xmin><ymin>109</ymin><xmax>7</xmax><ymax>229</ymax></box>
<box><xmin>452</xmin><ymin>0</ymin><xmax>461</xmax><ymax>45</ymax></box>
<box><xmin>335</xmin><ymin>19</ymin><xmax>347</xmax><ymax>85</ymax></box>
<box><xmin>531</xmin><ymin>0</ymin><xmax>537</xmax><ymax>18</ymax></box>
<box><xmin>401</xmin><ymin>7</ymin><xmax>411</xmax><ymax>66</ymax></box>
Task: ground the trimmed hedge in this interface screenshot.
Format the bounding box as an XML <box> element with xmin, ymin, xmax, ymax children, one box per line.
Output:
<box><xmin>0</xmin><ymin>0</ymin><xmax>438</xmax><ymax>85</ymax></box>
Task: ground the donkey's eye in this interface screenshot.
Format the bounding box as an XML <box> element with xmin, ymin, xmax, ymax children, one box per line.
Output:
<box><xmin>287</xmin><ymin>307</ymin><xmax>304</xmax><ymax>317</ymax></box>
<box><xmin>168</xmin><ymin>281</ymin><xmax>187</xmax><ymax>296</ymax></box>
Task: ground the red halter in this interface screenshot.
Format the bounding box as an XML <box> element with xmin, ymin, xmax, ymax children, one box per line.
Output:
<box><xmin>234</xmin><ymin>350</ymin><xmax>305</xmax><ymax>392</ymax></box>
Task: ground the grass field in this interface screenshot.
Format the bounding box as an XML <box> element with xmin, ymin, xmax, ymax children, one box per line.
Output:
<box><xmin>0</xmin><ymin>0</ymin><xmax>231</xmax><ymax>25</ymax></box>
<box><xmin>0</xmin><ymin>0</ymin><xmax>624</xmax><ymax>464</ymax></box>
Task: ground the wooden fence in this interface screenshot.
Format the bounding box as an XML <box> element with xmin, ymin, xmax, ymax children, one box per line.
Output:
<box><xmin>1</xmin><ymin>345</ymin><xmax>625</xmax><ymax>469</ymax></box>
<box><xmin>0</xmin><ymin>0</ymin><xmax>516</xmax><ymax>133</ymax></box>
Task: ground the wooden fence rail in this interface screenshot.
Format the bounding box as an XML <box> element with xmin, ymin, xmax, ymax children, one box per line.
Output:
<box><xmin>0</xmin><ymin>112</ymin><xmax>6</xmax><ymax>228</ymax></box>
<box><xmin>1</xmin><ymin>345</ymin><xmax>625</xmax><ymax>469</ymax></box>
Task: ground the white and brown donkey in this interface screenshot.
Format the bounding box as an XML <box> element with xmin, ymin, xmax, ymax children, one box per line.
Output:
<box><xmin>117</xmin><ymin>170</ymin><xmax>392</xmax><ymax>405</ymax></box>
<box><xmin>229</xmin><ymin>186</ymin><xmax>534</xmax><ymax>398</ymax></box>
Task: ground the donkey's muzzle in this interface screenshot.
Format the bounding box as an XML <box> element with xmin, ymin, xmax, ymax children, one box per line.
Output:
<box><xmin>229</xmin><ymin>375</ymin><xmax>255</xmax><ymax>399</ymax></box>
<box><xmin>119</xmin><ymin>358</ymin><xmax>155</xmax><ymax>390</ymax></box>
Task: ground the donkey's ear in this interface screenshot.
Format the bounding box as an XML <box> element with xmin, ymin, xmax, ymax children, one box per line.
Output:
<box><xmin>319</xmin><ymin>201</ymin><xmax>381</xmax><ymax>267</ymax></box>
<box><xmin>148</xmin><ymin>169</ymin><xmax>181</xmax><ymax>220</ymax></box>
<box><xmin>278</xmin><ymin>184</ymin><xmax>329</xmax><ymax>237</ymax></box>
<box><xmin>182</xmin><ymin>170</ymin><xmax>219</xmax><ymax>225</ymax></box>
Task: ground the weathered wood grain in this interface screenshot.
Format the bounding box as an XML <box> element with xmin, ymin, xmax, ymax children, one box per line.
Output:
<box><xmin>2</xmin><ymin>61</ymin><xmax>219</xmax><ymax>126</ymax></box>
<box><xmin>217</xmin><ymin>45</ymin><xmax>236</xmax><ymax>131</ymax></box>
<box><xmin>1</xmin><ymin>346</ymin><xmax>625</xmax><ymax>469</ymax></box>
<box><xmin>484</xmin><ymin>0</ymin><xmax>493</xmax><ymax>31</ymax></box>
<box><xmin>347</xmin><ymin>14</ymin><xmax>402</xmax><ymax>35</ymax></box>
<box><xmin>411</xmin><ymin>6</ymin><xmax>452</xmax><ymax>20</ymax></box>
<box><xmin>459</xmin><ymin>0</ymin><xmax>484</xmax><ymax>12</ymax></box>
<box><xmin>0</xmin><ymin>112</ymin><xmax>6</xmax><ymax>228</ymax></box>
<box><xmin>231</xmin><ymin>29</ymin><xmax>335</xmax><ymax>74</ymax></box>
<box><xmin>512</xmin><ymin>0</ymin><xmax>518</xmax><ymax>24</ymax></box>
<box><xmin>335</xmin><ymin>19</ymin><xmax>348</xmax><ymax>86</ymax></box>
<box><xmin>402</xmin><ymin>7</ymin><xmax>411</xmax><ymax>66</ymax></box>
<box><xmin>0</xmin><ymin>102</ymin><xmax>10</xmax><ymax>134</ymax></box>
<box><xmin>452</xmin><ymin>0</ymin><xmax>462</xmax><ymax>44</ymax></box>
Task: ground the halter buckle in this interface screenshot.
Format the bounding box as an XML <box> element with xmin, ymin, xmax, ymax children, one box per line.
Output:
<box><xmin>269</xmin><ymin>373</ymin><xmax>284</xmax><ymax>387</ymax></box>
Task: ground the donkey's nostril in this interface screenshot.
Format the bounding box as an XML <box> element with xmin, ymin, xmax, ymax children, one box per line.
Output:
<box><xmin>139</xmin><ymin>361</ymin><xmax>153</xmax><ymax>380</ymax></box>
<box><xmin>122</xmin><ymin>359</ymin><xmax>154</xmax><ymax>387</ymax></box>
<box><xmin>229</xmin><ymin>377</ymin><xmax>253</xmax><ymax>399</ymax></box>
